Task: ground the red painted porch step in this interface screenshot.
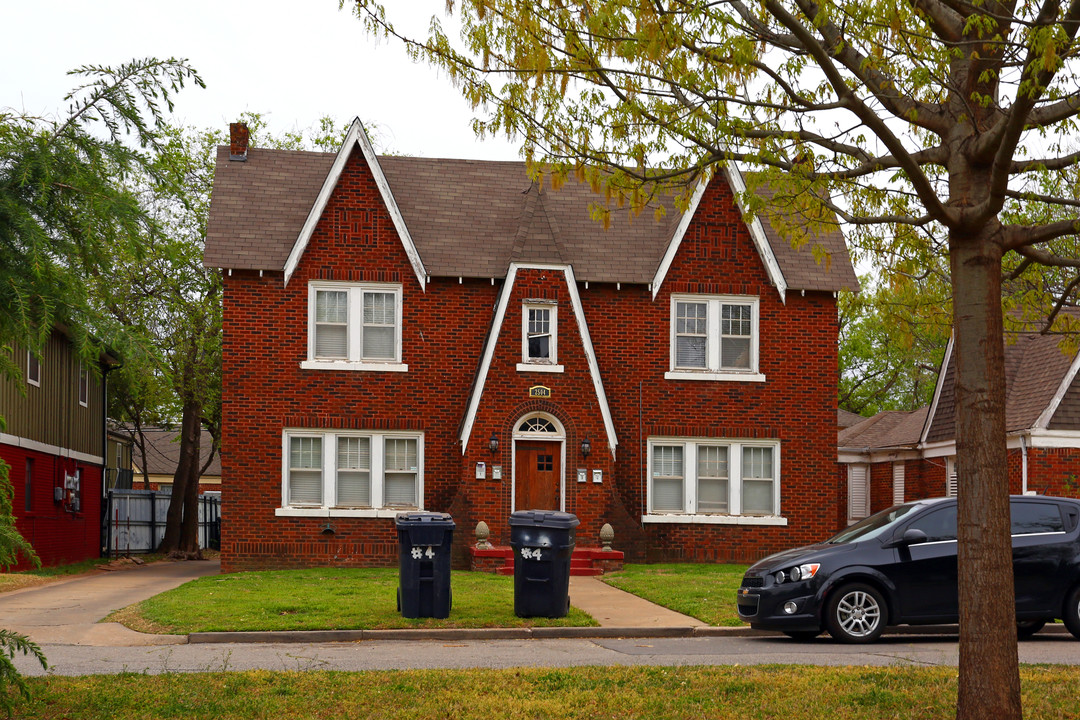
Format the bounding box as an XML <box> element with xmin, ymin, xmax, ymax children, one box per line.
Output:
<box><xmin>487</xmin><ymin>546</ymin><xmax>620</xmax><ymax>576</ymax></box>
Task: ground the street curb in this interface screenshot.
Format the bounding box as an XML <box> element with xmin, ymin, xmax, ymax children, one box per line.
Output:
<box><xmin>186</xmin><ymin>623</ymin><xmax>1068</xmax><ymax>644</ymax></box>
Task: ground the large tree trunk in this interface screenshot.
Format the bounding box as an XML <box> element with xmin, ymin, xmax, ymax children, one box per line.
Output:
<box><xmin>951</xmin><ymin>233</ymin><xmax>1021</xmax><ymax>719</ymax></box>
<box><xmin>157</xmin><ymin>398</ymin><xmax>201</xmax><ymax>556</ymax></box>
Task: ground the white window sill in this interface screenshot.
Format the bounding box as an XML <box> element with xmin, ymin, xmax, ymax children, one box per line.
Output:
<box><xmin>516</xmin><ymin>363</ymin><xmax>565</xmax><ymax>373</ymax></box>
<box><xmin>301</xmin><ymin>360</ymin><xmax>408</xmax><ymax>372</ymax></box>
<box><xmin>276</xmin><ymin>507</ymin><xmax>418</xmax><ymax>518</ymax></box>
<box><xmin>641</xmin><ymin>513</ymin><xmax>788</xmax><ymax>526</ymax></box>
<box><xmin>664</xmin><ymin>370</ymin><xmax>766</xmax><ymax>383</ymax></box>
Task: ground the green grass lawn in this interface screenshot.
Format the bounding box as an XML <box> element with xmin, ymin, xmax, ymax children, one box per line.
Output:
<box><xmin>12</xmin><ymin>665</ymin><xmax>1080</xmax><ymax>719</ymax></box>
<box><xmin>107</xmin><ymin>568</ymin><xmax>596</xmax><ymax>633</ymax></box>
<box><xmin>601</xmin><ymin>563</ymin><xmax>748</xmax><ymax>626</ymax></box>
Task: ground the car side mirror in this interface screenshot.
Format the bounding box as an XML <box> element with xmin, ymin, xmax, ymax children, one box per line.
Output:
<box><xmin>883</xmin><ymin>528</ymin><xmax>929</xmax><ymax>548</ymax></box>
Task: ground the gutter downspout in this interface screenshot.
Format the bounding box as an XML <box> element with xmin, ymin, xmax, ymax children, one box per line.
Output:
<box><xmin>1020</xmin><ymin>434</ymin><xmax>1029</xmax><ymax>495</ymax></box>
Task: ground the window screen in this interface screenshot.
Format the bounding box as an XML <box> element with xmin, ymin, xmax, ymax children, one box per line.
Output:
<box><xmin>289</xmin><ymin>436</ymin><xmax>323</xmax><ymax>505</ymax></box>
<box><xmin>652</xmin><ymin>445</ymin><xmax>684</xmax><ymax>511</ymax></box>
<box><xmin>315</xmin><ymin>290</ymin><xmax>348</xmax><ymax>358</ymax></box>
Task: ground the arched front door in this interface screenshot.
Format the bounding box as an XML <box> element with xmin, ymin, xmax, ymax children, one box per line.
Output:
<box><xmin>513</xmin><ymin>414</ymin><xmax>564</xmax><ymax>511</ymax></box>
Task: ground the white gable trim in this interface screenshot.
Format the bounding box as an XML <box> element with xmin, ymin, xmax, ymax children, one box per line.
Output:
<box><xmin>282</xmin><ymin>118</ymin><xmax>427</xmax><ymax>290</ymax></box>
<box><xmin>1034</xmin><ymin>347</ymin><xmax>1080</xmax><ymax>429</ymax></box>
<box><xmin>459</xmin><ymin>263</ymin><xmax>618</xmax><ymax>457</ymax></box>
<box><xmin>920</xmin><ymin>334</ymin><xmax>954</xmax><ymax>444</ymax></box>
<box><xmin>724</xmin><ymin>166</ymin><xmax>786</xmax><ymax>303</ymax></box>
<box><xmin>650</xmin><ymin>180</ymin><xmax>707</xmax><ymax>300</ymax></box>
<box><xmin>651</xmin><ymin>168</ymin><xmax>787</xmax><ymax>302</ymax></box>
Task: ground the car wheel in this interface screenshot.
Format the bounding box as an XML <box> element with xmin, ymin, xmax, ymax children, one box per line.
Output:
<box><xmin>783</xmin><ymin>630</ymin><xmax>821</xmax><ymax>641</ymax></box>
<box><xmin>825</xmin><ymin>583</ymin><xmax>887</xmax><ymax>643</ymax></box>
<box><xmin>1016</xmin><ymin>620</ymin><xmax>1046</xmax><ymax>640</ymax></box>
<box><xmin>1064</xmin><ymin>585</ymin><xmax>1080</xmax><ymax>640</ymax></box>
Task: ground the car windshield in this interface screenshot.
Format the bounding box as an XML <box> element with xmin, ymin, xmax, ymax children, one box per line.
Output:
<box><xmin>827</xmin><ymin>503</ymin><xmax>923</xmax><ymax>544</ymax></box>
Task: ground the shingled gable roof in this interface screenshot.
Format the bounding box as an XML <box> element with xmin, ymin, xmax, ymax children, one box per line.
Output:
<box><xmin>838</xmin><ymin>406</ymin><xmax>929</xmax><ymax>451</ymax></box>
<box><xmin>922</xmin><ymin>331</ymin><xmax>1080</xmax><ymax>445</ymax></box>
<box><xmin>203</xmin><ymin>119</ymin><xmax>857</xmax><ymax>291</ymax></box>
<box><xmin>459</xmin><ymin>261</ymin><xmax>618</xmax><ymax>456</ymax></box>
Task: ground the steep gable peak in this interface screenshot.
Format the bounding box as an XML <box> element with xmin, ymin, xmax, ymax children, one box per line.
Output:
<box><xmin>282</xmin><ymin>117</ymin><xmax>428</xmax><ymax>290</ymax></box>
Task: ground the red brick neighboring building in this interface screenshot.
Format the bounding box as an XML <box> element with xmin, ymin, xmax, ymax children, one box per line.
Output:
<box><xmin>204</xmin><ymin>119</ymin><xmax>858</xmax><ymax>571</ymax></box>
<box><xmin>838</xmin><ymin>330</ymin><xmax>1080</xmax><ymax>522</ymax></box>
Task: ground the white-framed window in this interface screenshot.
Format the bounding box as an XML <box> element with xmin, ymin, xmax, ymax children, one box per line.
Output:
<box><xmin>302</xmin><ymin>282</ymin><xmax>407</xmax><ymax>372</ymax></box>
<box><xmin>518</xmin><ymin>302</ymin><xmax>563</xmax><ymax>372</ymax></box>
<box><xmin>27</xmin><ymin>350</ymin><xmax>41</xmax><ymax>387</ymax></box>
<box><xmin>644</xmin><ymin>437</ymin><xmax>784</xmax><ymax>524</ymax></box>
<box><xmin>78</xmin><ymin>364</ymin><xmax>89</xmax><ymax>407</ymax></box>
<box><xmin>666</xmin><ymin>295</ymin><xmax>764</xmax><ymax>382</ymax></box>
<box><xmin>280</xmin><ymin>430</ymin><xmax>422</xmax><ymax>517</ymax></box>
<box><xmin>946</xmin><ymin>456</ymin><xmax>958</xmax><ymax>497</ymax></box>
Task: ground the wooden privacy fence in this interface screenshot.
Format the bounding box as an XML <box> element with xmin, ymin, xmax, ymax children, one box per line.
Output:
<box><xmin>102</xmin><ymin>489</ymin><xmax>221</xmax><ymax>557</ymax></box>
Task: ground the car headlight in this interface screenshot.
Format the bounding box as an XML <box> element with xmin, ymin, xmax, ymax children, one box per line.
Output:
<box><xmin>775</xmin><ymin>563</ymin><xmax>820</xmax><ymax>584</ymax></box>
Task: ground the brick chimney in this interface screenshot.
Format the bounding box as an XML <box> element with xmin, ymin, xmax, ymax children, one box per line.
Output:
<box><xmin>229</xmin><ymin>122</ymin><xmax>249</xmax><ymax>162</ymax></box>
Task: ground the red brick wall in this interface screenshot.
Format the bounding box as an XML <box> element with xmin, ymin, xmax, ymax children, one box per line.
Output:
<box><xmin>2</xmin><ymin>442</ymin><xmax>102</xmax><ymax>570</ymax></box>
<box><xmin>219</xmin><ymin>152</ymin><xmax>843</xmax><ymax>570</ymax></box>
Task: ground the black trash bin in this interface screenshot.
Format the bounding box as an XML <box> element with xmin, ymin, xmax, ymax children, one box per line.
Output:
<box><xmin>508</xmin><ymin>510</ymin><xmax>579</xmax><ymax>618</ymax></box>
<box><xmin>395</xmin><ymin>511</ymin><xmax>455</xmax><ymax>619</ymax></box>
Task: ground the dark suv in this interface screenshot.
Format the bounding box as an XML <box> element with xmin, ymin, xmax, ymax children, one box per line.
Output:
<box><xmin>737</xmin><ymin>495</ymin><xmax>1080</xmax><ymax>642</ymax></box>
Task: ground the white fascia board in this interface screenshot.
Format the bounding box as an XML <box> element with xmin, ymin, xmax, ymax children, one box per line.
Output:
<box><xmin>1025</xmin><ymin>429</ymin><xmax>1080</xmax><ymax>448</ymax></box>
<box><xmin>460</xmin><ymin>265</ymin><xmax>519</xmax><ymax>453</ymax></box>
<box><xmin>1034</xmin><ymin>348</ymin><xmax>1080</xmax><ymax>429</ymax></box>
<box><xmin>564</xmin><ymin>264</ymin><xmax>619</xmax><ymax>458</ymax></box>
<box><xmin>282</xmin><ymin>118</ymin><xmax>428</xmax><ymax>291</ymax></box>
<box><xmin>459</xmin><ymin>263</ymin><xmax>619</xmax><ymax>458</ymax></box>
<box><xmin>920</xmin><ymin>333</ymin><xmax>954</xmax><ymax>445</ymax></box>
<box><xmin>838</xmin><ymin>448</ymin><xmax>921</xmax><ymax>464</ymax></box>
<box><xmin>651</xmin><ymin>179</ymin><xmax>708</xmax><ymax>300</ymax></box>
<box><xmin>724</xmin><ymin>165</ymin><xmax>787</xmax><ymax>303</ymax></box>
<box><xmin>920</xmin><ymin>440</ymin><xmax>957</xmax><ymax>458</ymax></box>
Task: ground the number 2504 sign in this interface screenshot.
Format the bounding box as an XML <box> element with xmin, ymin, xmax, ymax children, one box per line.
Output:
<box><xmin>529</xmin><ymin>386</ymin><xmax>551</xmax><ymax>398</ymax></box>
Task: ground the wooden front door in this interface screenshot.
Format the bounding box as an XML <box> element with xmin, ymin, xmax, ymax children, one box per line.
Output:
<box><xmin>515</xmin><ymin>441</ymin><xmax>561</xmax><ymax>510</ymax></box>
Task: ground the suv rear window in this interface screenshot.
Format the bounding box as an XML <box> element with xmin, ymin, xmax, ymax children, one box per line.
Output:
<box><xmin>1010</xmin><ymin>502</ymin><xmax>1064</xmax><ymax>535</ymax></box>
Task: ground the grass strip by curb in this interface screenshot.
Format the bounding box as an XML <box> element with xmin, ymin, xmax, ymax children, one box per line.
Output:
<box><xmin>14</xmin><ymin>665</ymin><xmax>1080</xmax><ymax>719</ymax></box>
<box><xmin>106</xmin><ymin>568</ymin><xmax>596</xmax><ymax>633</ymax></box>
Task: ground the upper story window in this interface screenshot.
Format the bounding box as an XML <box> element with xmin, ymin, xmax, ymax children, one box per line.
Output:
<box><xmin>645</xmin><ymin>437</ymin><xmax>783</xmax><ymax>525</ymax></box>
<box><xmin>280</xmin><ymin>429</ymin><xmax>422</xmax><ymax>517</ymax></box>
<box><xmin>27</xmin><ymin>350</ymin><xmax>41</xmax><ymax>387</ymax></box>
<box><xmin>302</xmin><ymin>282</ymin><xmax>407</xmax><ymax>372</ymax></box>
<box><xmin>518</xmin><ymin>302</ymin><xmax>563</xmax><ymax>373</ymax></box>
<box><xmin>666</xmin><ymin>295</ymin><xmax>764</xmax><ymax>382</ymax></box>
<box><xmin>78</xmin><ymin>364</ymin><xmax>89</xmax><ymax>407</ymax></box>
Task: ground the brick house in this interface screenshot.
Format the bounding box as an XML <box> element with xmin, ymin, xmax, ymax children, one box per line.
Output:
<box><xmin>838</xmin><ymin>329</ymin><xmax>1080</xmax><ymax>522</ymax></box>
<box><xmin>204</xmin><ymin>119</ymin><xmax>857</xmax><ymax>571</ymax></box>
<box><xmin>1</xmin><ymin>328</ymin><xmax>117</xmax><ymax>569</ymax></box>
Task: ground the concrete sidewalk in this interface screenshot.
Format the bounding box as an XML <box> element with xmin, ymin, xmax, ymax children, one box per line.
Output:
<box><xmin>0</xmin><ymin>558</ymin><xmax>220</xmax><ymax>646</ymax></box>
<box><xmin>568</xmin><ymin>575</ymin><xmax>708</xmax><ymax>628</ymax></box>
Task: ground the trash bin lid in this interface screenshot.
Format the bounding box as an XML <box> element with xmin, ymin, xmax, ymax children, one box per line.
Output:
<box><xmin>395</xmin><ymin>511</ymin><xmax>455</xmax><ymax>527</ymax></box>
<box><xmin>508</xmin><ymin>510</ymin><xmax>580</xmax><ymax>529</ymax></box>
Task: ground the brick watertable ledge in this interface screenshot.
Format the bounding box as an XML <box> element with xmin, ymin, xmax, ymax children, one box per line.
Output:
<box><xmin>469</xmin><ymin>545</ymin><xmax>624</xmax><ymax>576</ymax></box>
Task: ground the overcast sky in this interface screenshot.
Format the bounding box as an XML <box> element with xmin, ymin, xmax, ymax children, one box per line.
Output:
<box><xmin>0</xmin><ymin>0</ymin><xmax>521</xmax><ymax>160</ymax></box>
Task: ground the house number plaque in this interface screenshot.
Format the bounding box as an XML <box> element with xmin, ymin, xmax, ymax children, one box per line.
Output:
<box><xmin>529</xmin><ymin>385</ymin><xmax>551</xmax><ymax>398</ymax></box>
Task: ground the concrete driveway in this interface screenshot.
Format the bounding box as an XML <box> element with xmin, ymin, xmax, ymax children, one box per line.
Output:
<box><xmin>0</xmin><ymin>558</ymin><xmax>219</xmax><ymax>646</ymax></box>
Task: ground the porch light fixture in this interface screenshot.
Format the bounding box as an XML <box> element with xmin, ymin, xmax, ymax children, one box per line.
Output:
<box><xmin>489</xmin><ymin>433</ymin><xmax>500</xmax><ymax>454</ymax></box>
<box><xmin>581</xmin><ymin>438</ymin><xmax>592</xmax><ymax>457</ymax></box>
